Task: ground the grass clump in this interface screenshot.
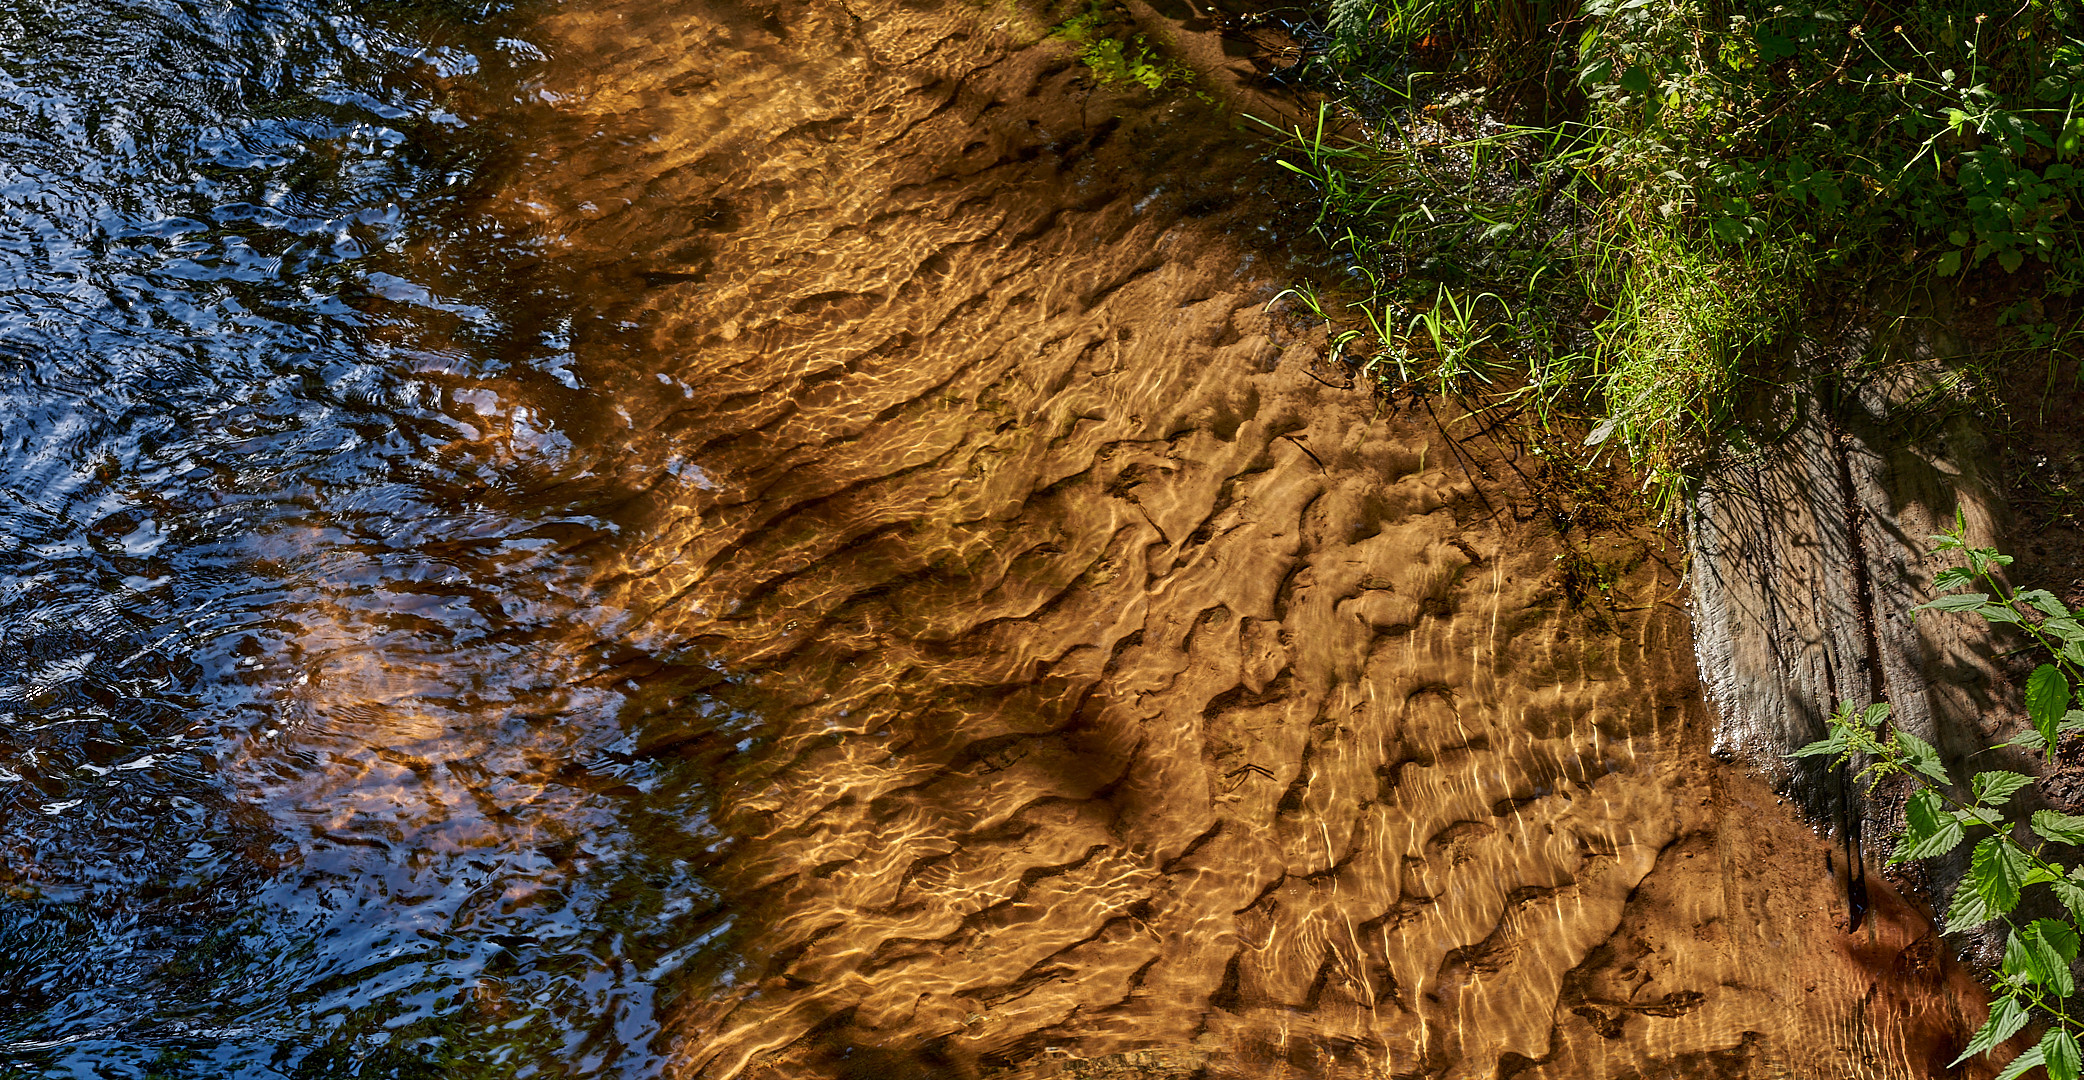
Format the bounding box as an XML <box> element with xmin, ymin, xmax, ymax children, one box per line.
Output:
<box><xmin>1273</xmin><ymin>0</ymin><xmax>2084</xmax><ymax>513</ymax></box>
<box><xmin>1582</xmin><ymin>227</ymin><xmax>1802</xmax><ymax>491</ymax></box>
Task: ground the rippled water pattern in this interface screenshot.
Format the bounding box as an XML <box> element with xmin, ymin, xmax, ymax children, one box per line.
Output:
<box><xmin>0</xmin><ymin>1</ymin><xmax>717</xmax><ymax>1074</ymax></box>
<box><xmin>0</xmin><ymin>0</ymin><xmax>1998</xmax><ymax>1076</ymax></box>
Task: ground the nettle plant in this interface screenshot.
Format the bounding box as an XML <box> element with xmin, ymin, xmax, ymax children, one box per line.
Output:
<box><xmin>1802</xmin><ymin>518</ymin><xmax>2084</xmax><ymax>1079</ymax></box>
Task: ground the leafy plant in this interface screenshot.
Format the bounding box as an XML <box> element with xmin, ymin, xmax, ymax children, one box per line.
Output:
<box><xmin>1272</xmin><ymin>0</ymin><xmax>2084</xmax><ymax>514</ymax></box>
<box><xmin>1051</xmin><ymin>2</ymin><xmax>1188</xmax><ymax>91</ymax></box>
<box><xmin>1799</xmin><ymin>516</ymin><xmax>2084</xmax><ymax>1078</ymax></box>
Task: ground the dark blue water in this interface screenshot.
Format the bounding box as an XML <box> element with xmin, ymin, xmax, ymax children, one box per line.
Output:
<box><xmin>0</xmin><ymin>2</ymin><xmax>739</xmax><ymax>1074</ymax></box>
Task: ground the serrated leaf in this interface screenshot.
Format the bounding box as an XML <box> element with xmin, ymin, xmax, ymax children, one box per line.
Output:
<box><xmin>1949</xmin><ymin>870</ymin><xmax>1997</xmax><ymax>931</ymax></box>
<box><xmin>2035</xmin><ymin>810</ymin><xmax>2084</xmax><ymax>844</ymax></box>
<box><xmin>2031</xmin><ymin>666</ymin><xmax>2074</xmax><ymax>750</ymax></box>
<box><xmin>1920</xmin><ymin>591</ymin><xmax>1992</xmax><ymax>613</ymax></box>
<box><xmin>1791</xmin><ymin>734</ymin><xmax>1845</xmax><ymax>758</ymax></box>
<box><xmin>1861</xmin><ymin>701</ymin><xmax>1892</xmax><ymax>729</ymax></box>
<box><xmin>2035</xmin><ymin>918</ymin><xmax>2081</xmax><ymax>963</ymax></box>
<box><xmin>1971</xmin><ymin>835</ymin><xmax>2029</xmax><ymax>918</ymax></box>
<box><xmin>1934</xmin><ymin>567</ymin><xmax>1977</xmax><ymax>590</ymax></box>
<box><xmin>2029</xmin><ymin>927</ymin><xmax>2076</xmax><ymax>997</ymax></box>
<box><xmin>1896</xmin><ymin>731</ymin><xmax>1953</xmax><ymax>786</ymax></box>
<box><xmin>2051</xmin><ymin>617</ymin><xmax>2084</xmax><ymax>642</ymax></box>
<box><xmin>1958</xmin><ymin>806</ymin><xmax>2006</xmax><ymax>830</ymax></box>
<box><xmin>1975</xmin><ymin>771</ymin><xmax>2036</xmax><ymax>807</ymax></box>
<box><xmin>1982</xmin><ymin>603</ymin><xmax>2026</xmax><ymax>625</ymax></box>
<box><xmin>1935</xmin><ymin>569</ymin><xmax>1976</xmax><ymax>591</ymax></box>
<box><xmin>2022</xmin><ymin>589</ymin><xmax>2073</xmax><ymax>618</ymax></box>
<box><xmin>2047</xmin><ymin>1028</ymin><xmax>2082</xmax><ymax>1080</ymax></box>
<box><xmin>1954</xmin><ymin>995</ymin><xmax>2030</xmax><ymax>1065</ymax></box>
<box><xmin>2053</xmin><ymin>874</ymin><xmax>2084</xmax><ymax>922</ymax></box>
<box><xmin>2005</xmin><ymin>928</ymin><xmax>2035</xmax><ymax>979</ymax></box>
<box><xmin>1897</xmin><ymin>789</ymin><xmax>1967</xmax><ymax>862</ymax></box>
<box><xmin>1999</xmin><ymin>1045</ymin><xmax>2049</xmax><ymax>1080</ymax></box>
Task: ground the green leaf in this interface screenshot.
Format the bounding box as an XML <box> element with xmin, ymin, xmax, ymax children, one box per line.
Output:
<box><xmin>1954</xmin><ymin>995</ymin><xmax>2029</xmax><ymax>1065</ymax></box>
<box><xmin>2021</xmin><ymin>589</ymin><xmax>2073</xmax><ymax>618</ymax></box>
<box><xmin>1949</xmin><ymin>867</ymin><xmax>1998</xmax><ymax>931</ymax></box>
<box><xmin>2035</xmin><ymin>918</ymin><xmax>2080</xmax><ymax>963</ymax></box>
<box><xmin>1998</xmin><ymin>1044</ymin><xmax>2048</xmax><ymax>1080</ymax></box>
<box><xmin>2047</xmin><ymin>1028</ymin><xmax>2082</xmax><ymax>1080</ymax></box>
<box><xmin>2006</xmin><ymin>928</ymin><xmax>2037</xmax><ymax>982</ymax></box>
<box><xmin>1975</xmin><ymin>771</ymin><xmax>2035</xmax><ymax>807</ymax></box>
<box><xmin>1934</xmin><ymin>567</ymin><xmax>1977</xmax><ymax>590</ymax></box>
<box><xmin>2034</xmin><ymin>809</ymin><xmax>2084</xmax><ymax>844</ymax></box>
<box><xmin>1897</xmin><ymin>788</ymin><xmax>1967</xmax><ymax>862</ymax></box>
<box><xmin>1958</xmin><ymin>806</ymin><xmax>2006</xmax><ymax>831</ymax></box>
<box><xmin>2063</xmin><ymin>115</ymin><xmax>2084</xmax><ymax>159</ymax></box>
<box><xmin>1981</xmin><ymin>603</ymin><xmax>2026</xmax><ymax>625</ymax></box>
<box><xmin>1970</xmin><ymin>835</ymin><xmax>2029</xmax><ymax>918</ymax></box>
<box><xmin>1792</xmin><ymin>733</ymin><xmax>1846</xmax><ymax>758</ymax></box>
<box><xmin>1860</xmin><ymin>702</ymin><xmax>1892</xmax><ymax>729</ymax></box>
<box><xmin>2028</xmin><ymin>925</ymin><xmax>2077</xmax><ymax>997</ymax></box>
<box><xmin>1619</xmin><ymin>64</ymin><xmax>1653</xmax><ymax>96</ymax></box>
<box><xmin>1895</xmin><ymin>731</ymin><xmax>1952</xmax><ymax>786</ymax></box>
<box><xmin>2052</xmin><ymin>870</ymin><xmax>2084</xmax><ymax>922</ymax></box>
<box><xmin>1937</xmin><ymin>249</ymin><xmax>1964</xmax><ymax>276</ymax></box>
<box><xmin>2010</xmin><ymin>727</ymin><xmax>2052</xmax><ymax>752</ymax></box>
<box><xmin>1919</xmin><ymin>591</ymin><xmax>1991</xmax><ymax>612</ymax></box>
<box><xmin>2031</xmin><ymin>664</ymin><xmax>2074</xmax><ymax>750</ymax></box>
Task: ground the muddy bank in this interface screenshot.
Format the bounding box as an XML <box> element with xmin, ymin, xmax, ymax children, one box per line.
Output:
<box><xmin>433</xmin><ymin>0</ymin><xmax>2007</xmax><ymax>1075</ymax></box>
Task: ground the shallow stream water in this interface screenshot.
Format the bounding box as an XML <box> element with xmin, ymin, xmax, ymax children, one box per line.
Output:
<box><xmin>0</xmin><ymin>0</ymin><xmax>1999</xmax><ymax>1076</ymax></box>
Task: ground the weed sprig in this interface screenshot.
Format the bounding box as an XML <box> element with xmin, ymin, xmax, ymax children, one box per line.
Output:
<box><xmin>1804</xmin><ymin>517</ymin><xmax>2084</xmax><ymax>1078</ymax></box>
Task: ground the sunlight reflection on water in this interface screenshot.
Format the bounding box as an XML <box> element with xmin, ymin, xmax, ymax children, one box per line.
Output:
<box><xmin>0</xmin><ymin>0</ymin><xmax>750</xmax><ymax>1074</ymax></box>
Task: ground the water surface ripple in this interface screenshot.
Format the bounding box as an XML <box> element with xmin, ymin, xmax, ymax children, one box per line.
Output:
<box><xmin>2</xmin><ymin>0</ymin><xmax>711</xmax><ymax>1073</ymax></box>
<box><xmin>0</xmin><ymin>0</ymin><xmax>1998</xmax><ymax>1076</ymax></box>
